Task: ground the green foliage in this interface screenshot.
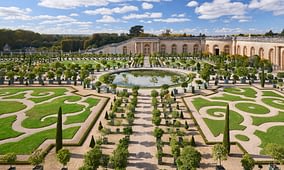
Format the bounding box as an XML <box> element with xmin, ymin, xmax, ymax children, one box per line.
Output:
<box><xmin>89</xmin><ymin>136</ymin><xmax>96</xmax><ymax>148</ymax></box>
<box><xmin>176</xmin><ymin>146</ymin><xmax>201</xmax><ymax>170</ymax></box>
<box><xmin>151</xmin><ymin>90</ymin><xmax>159</xmax><ymax>97</ymax></box>
<box><xmin>263</xmin><ymin>143</ymin><xmax>284</xmax><ymax>164</ymax></box>
<box><xmin>57</xmin><ymin>149</ymin><xmax>71</xmax><ymax>167</ymax></box>
<box><xmin>110</xmin><ymin>137</ymin><xmax>129</xmax><ymax>169</ymax></box>
<box><xmin>189</xmin><ymin>135</ymin><xmax>196</xmax><ymax>147</ymax></box>
<box><xmin>170</xmin><ymin>135</ymin><xmax>180</xmax><ymax>159</ymax></box>
<box><xmin>98</xmin><ymin>121</ymin><xmax>103</xmax><ymax>131</ymax></box>
<box><xmin>28</xmin><ymin>149</ymin><xmax>44</xmax><ymax>166</ymax></box>
<box><xmin>1</xmin><ymin>153</ymin><xmax>17</xmax><ymax>166</ymax></box>
<box><xmin>153</xmin><ymin>127</ymin><xmax>164</xmax><ymax>139</ymax></box>
<box><xmin>212</xmin><ymin>144</ymin><xmax>228</xmax><ymax>166</ymax></box>
<box><xmin>223</xmin><ymin>104</ymin><xmax>230</xmax><ymax>154</ymax></box>
<box><xmin>81</xmin><ymin>145</ymin><xmax>102</xmax><ymax>170</ymax></box>
<box><xmin>0</xmin><ymin>29</ymin><xmax>59</xmax><ymax>49</ymax></box>
<box><xmin>261</xmin><ymin>65</ymin><xmax>265</xmax><ymax>88</ymax></box>
<box><xmin>241</xmin><ymin>153</ymin><xmax>255</xmax><ymax>170</ymax></box>
<box><xmin>129</xmin><ymin>25</ymin><xmax>144</xmax><ymax>37</ymax></box>
<box><xmin>56</xmin><ymin>107</ymin><xmax>63</xmax><ymax>153</ymax></box>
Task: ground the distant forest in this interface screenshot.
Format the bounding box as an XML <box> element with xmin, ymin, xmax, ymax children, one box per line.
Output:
<box><xmin>1</xmin><ymin>26</ymin><xmax>284</xmax><ymax>52</ymax></box>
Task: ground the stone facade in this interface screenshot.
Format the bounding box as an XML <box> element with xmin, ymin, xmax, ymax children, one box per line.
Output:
<box><xmin>91</xmin><ymin>36</ymin><xmax>284</xmax><ymax>70</ymax></box>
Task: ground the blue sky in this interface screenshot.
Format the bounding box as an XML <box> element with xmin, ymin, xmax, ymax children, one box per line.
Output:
<box><xmin>0</xmin><ymin>0</ymin><xmax>284</xmax><ymax>35</ymax></box>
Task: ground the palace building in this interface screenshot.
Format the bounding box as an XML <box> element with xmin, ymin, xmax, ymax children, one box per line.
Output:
<box><xmin>91</xmin><ymin>36</ymin><xmax>284</xmax><ymax>70</ymax></box>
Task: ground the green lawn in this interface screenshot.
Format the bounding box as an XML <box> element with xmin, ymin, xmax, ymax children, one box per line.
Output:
<box><xmin>0</xmin><ymin>126</ymin><xmax>79</xmax><ymax>155</ymax></box>
<box><xmin>192</xmin><ymin>98</ymin><xmax>227</xmax><ymax>111</ymax></box>
<box><xmin>0</xmin><ymin>88</ymin><xmax>67</xmax><ymax>103</ymax></box>
<box><xmin>235</xmin><ymin>103</ymin><xmax>270</xmax><ymax>114</ymax></box>
<box><xmin>255</xmin><ymin>126</ymin><xmax>284</xmax><ymax>151</ymax></box>
<box><xmin>29</xmin><ymin>88</ymin><xmax>68</xmax><ymax>103</ymax></box>
<box><xmin>262</xmin><ymin>91</ymin><xmax>284</xmax><ymax>98</ymax></box>
<box><xmin>211</xmin><ymin>94</ymin><xmax>254</xmax><ymax>102</ymax></box>
<box><xmin>207</xmin><ymin>108</ymin><xmax>227</xmax><ymax>117</ymax></box>
<box><xmin>22</xmin><ymin>96</ymin><xmax>84</xmax><ymax>128</ymax></box>
<box><xmin>235</xmin><ymin>134</ymin><xmax>249</xmax><ymax>141</ymax></box>
<box><xmin>262</xmin><ymin>98</ymin><xmax>284</xmax><ymax>110</ymax></box>
<box><xmin>0</xmin><ymin>101</ymin><xmax>26</xmax><ymax>115</ymax></box>
<box><xmin>252</xmin><ymin>112</ymin><xmax>284</xmax><ymax>126</ymax></box>
<box><xmin>64</xmin><ymin>97</ymin><xmax>100</xmax><ymax>125</ymax></box>
<box><xmin>223</xmin><ymin>87</ymin><xmax>257</xmax><ymax>98</ymax></box>
<box><xmin>0</xmin><ymin>116</ymin><xmax>24</xmax><ymax>140</ymax></box>
<box><xmin>3</xmin><ymin>93</ymin><xmax>26</xmax><ymax>99</ymax></box>
<box><xmin>204</xmin><ymin>109</ymin><xmax>246</xmax><ymax>137</ymax></box>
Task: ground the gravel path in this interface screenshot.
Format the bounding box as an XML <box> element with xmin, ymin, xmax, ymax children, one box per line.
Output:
<box><xmin>127</xmin><ymin>92</ymin><xmax>158</xmax><ymax>170</ymax></box>
<box><xmin>184</xmin><ymin>85</ymin><xmax>284</xmax><ymax>157</ymax></box>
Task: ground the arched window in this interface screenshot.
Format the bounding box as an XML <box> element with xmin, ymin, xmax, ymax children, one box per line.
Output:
<box><xmin>250</xmin><ymin>47</ymin><xmax>255</xmax><ymax>56</ymax></box>
<box><xmin>269</xmin><ymin>48</ymin><xmax>274</xmax><ymax>63</ymax></box>
<box><xmin>259</xmin><ymin>48</ymin><xmax>264</xmax><ymax>59</ymax></box>
<box><xmin>182</xmin><ymin>44</ymin><xmax>188</xmax><ymax>53</ymax></box>
<box><xmin>123</xmin><ymin>46</ymin><xmax>127</xmax><ymax>55</ymax></box>
<box><xmin>237</xmin><ymin>45</ymin><xmax>241</xmax><ymax>55</ymax></box>
<box><xmin>243</xmin><ymin>46</ymin><xmax>247</xmax><ymax>56</ymax></box>
<box><xmin>224</xmin><ymin>45</ymin><xmax>230</xmax><ymax>55</ymax></box>
<box><xmin>193</xmin><ymin>44</ymin><xmax>199</xmax><ymax>54</ymax></box>
<box><xmin>172</xmin><ymin>44</ymin><xmax>177</xmax><ymax>54</ymax></box>
<box><xmin>160</xmin><ymin>44</ymin><xmax>166</xmax><ymax>54</ymax></box>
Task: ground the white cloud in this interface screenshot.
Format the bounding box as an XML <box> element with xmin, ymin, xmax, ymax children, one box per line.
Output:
<box><xmin>142</xmin><ymin>2</ymin><xmax>153</xmax><ymax>9</ymax></box>
<box><xmin>38</xmin><ymin>15</ymin><xmax>76</xmax><ymax>24</ymax></box>
<box><xmin>139</xmin><ymin>20</ymin><xmax>152</xmax><ymax>23</ymax></box>
<box><xmin>214</xmin><ymin>27</ymin><xmax>242</xmax><ymax>34</ymax></box>
<box><xmin>171</xmin><ymin>13</ymin><xmax>186</xmax><ymax>17</ymax></box>
<box><xmin>187</xmin><ymin>1</ymin><xmax>198</xmax><ymax>7</ymax></box>
<box><xmin>0</xmin><ymin>6</ymin><xmax>32</xmax><ymax>20</ymax></box>
<box><xmin>195</xmin><ymin>0</ymin><xmax>247</xmax><ymax>20</ymax></box>
<box><xmin>123</xmin><ymin>12</ymin><xmax>162</xmax><ymax>19</ymax></box>
<box><xmin>70</xmin><ymin>13</ymin><xmax>79</xmax><ymax>17</ymax></box>
<box><xmin>154</xmin><ymin>17</ymin><xmax>190</xmax><ymax>23</ymax></box>
<box><xmin>84</xmin><ymin>5</ymin><xmax>138</xmax><ymax>15</ymax></box>
<box><xmin>139</xmin><ymin>0</ymin><xmax>172</xmax><ymax>2</ymax></box>
<box><xmin>96</xmin><ymin>15</ymin><xmax>120</xmax><ymax>23</ymax></box>
<box><xmin>249</xmin><ymin>0</ymin><xmax>284</xmax><ymax>16</ymax></box>
<box><xmin>38</xmin><ymin>0</ymin><xmax>124</xmax><ymax>9</ymax></box>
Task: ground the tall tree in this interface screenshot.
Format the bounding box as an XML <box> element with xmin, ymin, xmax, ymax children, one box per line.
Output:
<box><xmin>56</xmin><ymin>107</ymin><xmax>63</xmax><ymax>152</ymax></box>
<box><xmin>261</xmin><ymin>64</ymin><xmax>265</xmax><ymax>88</ymax></box>
<box><xmin>223</xmin><ymin>104</ymin><xmax>230</xmax><ymax>154</ymax></box>
<box><xmin>129</xmin><ymin>25</ymin><xmax>144</xmax><ymax>37</ymax></box>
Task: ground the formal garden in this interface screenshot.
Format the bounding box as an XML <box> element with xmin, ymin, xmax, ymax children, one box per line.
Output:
<box><xmin>1</xmin><ymin>51</ymin><xmax>284</xmax><ymax>170</ymax></box>
<box><xmin>0</xmin><ymin>87</ymin><xmax>103</xmax><ymax>156</ymax></box>
<box><xmin>186</xmin><ymin>86</ymin><xmax>284</xmax><ymax>156</ymax></box>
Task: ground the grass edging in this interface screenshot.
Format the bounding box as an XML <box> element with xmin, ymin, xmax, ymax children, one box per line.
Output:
<box><xmin>181</xmin><ymin>96</ymin><xmax>274</xmax><ymax>165</ymax></box>
<box><xmin>0</xmin><ymin>86</ymin><xmax>110</xmax><ymax>165</ymax></box>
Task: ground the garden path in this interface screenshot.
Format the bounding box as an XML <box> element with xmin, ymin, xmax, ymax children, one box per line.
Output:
<box><xmin>184</xmin><ymin>85</ymin><xmax>284</xmax><ymax>158</ymax></box>
<box><xmin>127</xmin><ymin>92</ymin><xmax>158</xmax><ymax>170</ymax></box>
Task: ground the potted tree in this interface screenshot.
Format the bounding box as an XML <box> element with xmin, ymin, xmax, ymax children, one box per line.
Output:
<box><xmin>28</xmin><ymin>149</ymin><xmax>44</xmax><ymax>170</ymax></box>
<box><xmin>47</xmin><ymin>71</ymin><xmax>55</xmax><ymax>84</ymax></box>
<box><xmin>1</xmin><ymin>153</ymin><xmax>17</xmax><ymax>170</ymax></box>
<box><xmin>0</xmin><ymin>68</ymin><xmax>6</xmax><ymax>85</ymax></box>
<box><xmin>56</xmin><ymin>149</ymin><xmax>70</xmax><ymax>170</ymax></box>
<box><xmin>212</xmin><ymin>144</ymin><xmax>227</xmax><ymax>170</ymax></box>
